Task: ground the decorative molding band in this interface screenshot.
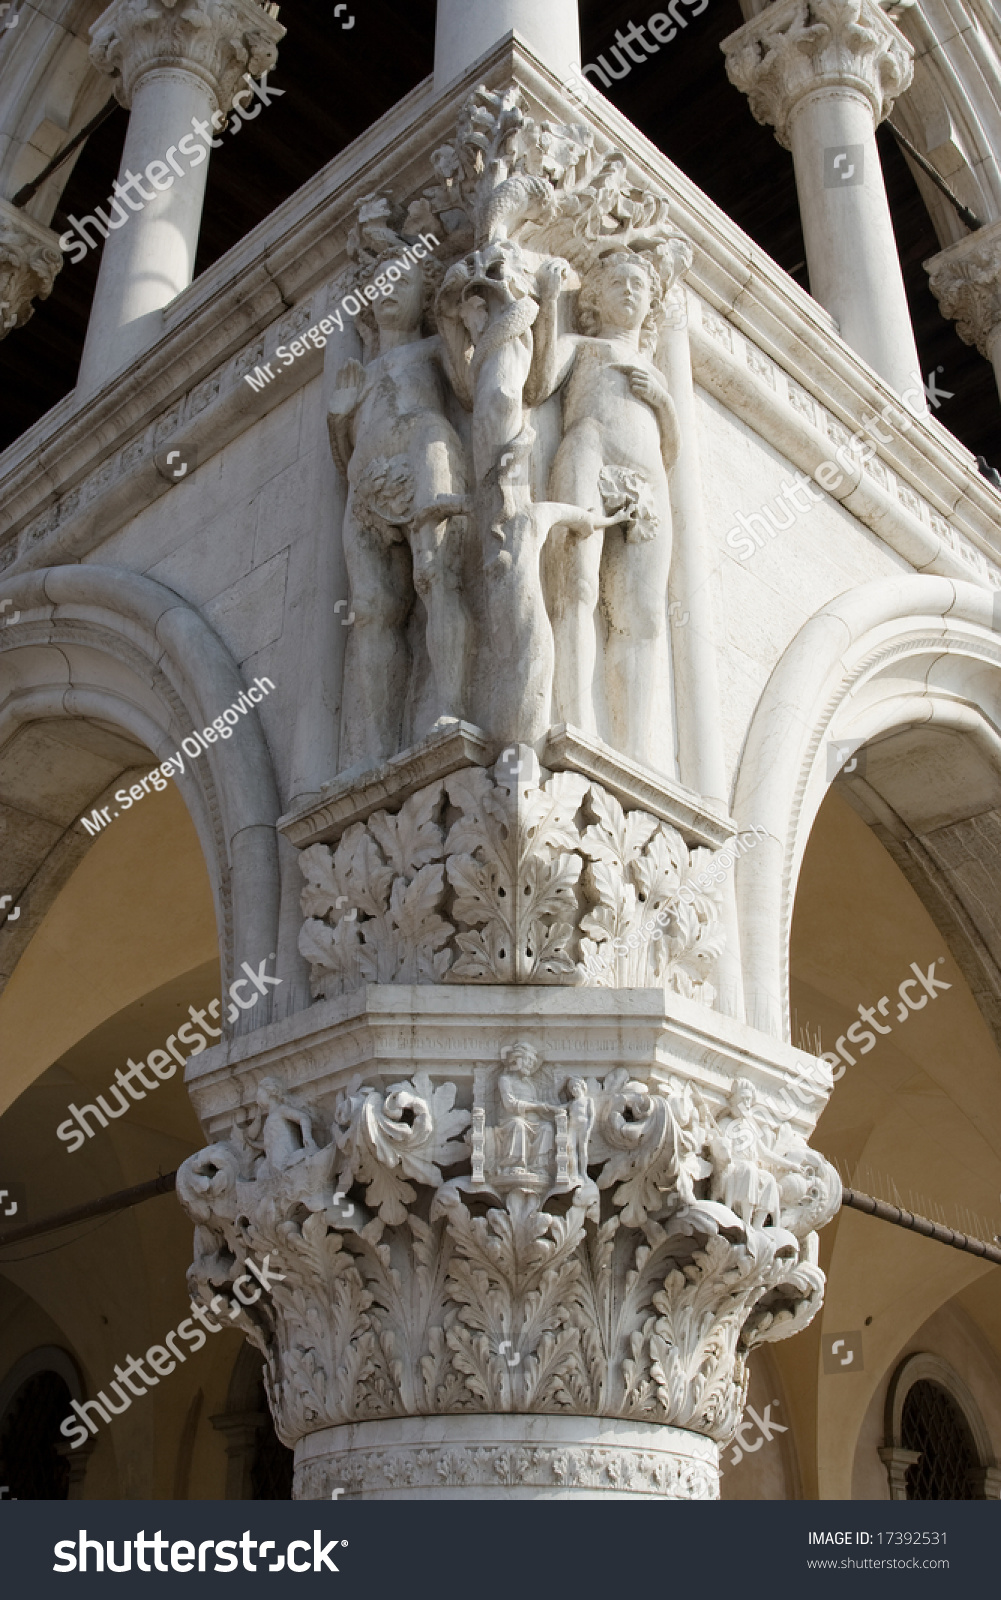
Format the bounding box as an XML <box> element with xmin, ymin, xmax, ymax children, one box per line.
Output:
<box><xmin>294</xmin><ymin>1437</ymin><xmax>720</xmax><ymax>1500</ymax></box>
<box><xmin>693</xmin><ymin>298</ymin><xmax>1001</xmax><ymax>590</ymax></box>
<box><xmin>2</xmin><ymin>39</ymin><xmax>997</xmax><ymax>588</ymax></box>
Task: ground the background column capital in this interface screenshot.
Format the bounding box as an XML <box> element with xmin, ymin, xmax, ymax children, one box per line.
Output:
<box><xmin>0</xmin><ymin>197</ymin><xmax>63</xmax><ymax>339</ymax></box>
<box><xmin>926</xmin><ymin>219</ymin><xmax>1001</xmax><ymax>361</ymax></box>
<box><xmin>88</xmin><ymin>0</ymin><xmax>284</xmax><ymax>112</ymax></box>
<box><xmin>722</xmin><ymin>0</ymin><xmax>913</xmax><ymax>149</ymax></box>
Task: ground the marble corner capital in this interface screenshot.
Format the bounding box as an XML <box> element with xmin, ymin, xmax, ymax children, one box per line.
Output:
<box><xmin>0</xmin><ymin>198</ymin><xmax>63</xmax><ymax>337</ymax></box>
<box><xmin>925</xmin><ymin>219</ymin><xmax>1001</xmax><ymax>360</ymax></box>
<box><xmin>88</xmin><ymin>0</ymin><xmax>284</xmax><ymax>110</ymax></box>
<box><xmin>721</xmin><ymin>0</ymin><xmax>913</xmax><ymax>148</ymax></box>
<box><xmin>177</xmin><ymin>1056</ymin><xmax>838</xmax><ymax>1474</ymax></box>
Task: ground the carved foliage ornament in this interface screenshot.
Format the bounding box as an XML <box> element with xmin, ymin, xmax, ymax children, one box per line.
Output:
<box><xmin>723</xmin><ymin>0</ymin><xmax>913</xmax><ymax>148</ymax></box>
<box><xmin>89</xmin><ymin>0</ymin><xmax>283</xmax><ymax>108</ymax></box>
<box><xmin>927</xmin><ymin>240</ymin><xmax>1001</xmax><ymax>359</ymax></box>
<box><xmin>178</xmin><ymin>1066</ymin><xmax>840</xmax><ymax>1449</ymax></box>
<box><xmin>0</xmin><ymin>200</ymin><xmax>62</xmax><ymax>335</ymax></box>
<box><xmin>297</xmin><ymin>766</ymin><xmax>724</xmax><ymax>999</ymax></box>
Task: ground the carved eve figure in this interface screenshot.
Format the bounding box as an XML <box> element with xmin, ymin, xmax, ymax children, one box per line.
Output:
<box><xmin>535</xmin><ymin>248</ymin><xmax>680</xmax><ymax>763</ymax></box>
<box><xmin>328</xmin><ymin>251</ymin><xmax>469</xmax><ymax>769</ymax></box>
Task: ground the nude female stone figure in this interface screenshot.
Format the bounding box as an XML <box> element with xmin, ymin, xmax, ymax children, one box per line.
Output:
<box><xmin>531</xmin><ymin>248</ymin><xmax>680</xmax><ymax>765</ymax></box>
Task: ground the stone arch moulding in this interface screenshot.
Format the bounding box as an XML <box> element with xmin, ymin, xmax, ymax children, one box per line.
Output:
<box><xmin>0</xmin><ymin>564</ymin><xmax>282</xmax><ymax>1005</ymax></box>
<box><xmin>0</xmin><ymin>1343</ymin><xmax>84</xmax><ymax>1424</ymax></box>
<box><xmin>880</xmin><ymin>1351</ymin><xmax>1001</xmax><ymax>1500</ymax></box>
<box><xmin>730</xmin><ymin>575</ymin><xmax>1001</xmax><ymax>1039</ymax></box>
<box><xmin>0</xmin><ymin>1343</ymin><xmax>92</xmax><ymax>1497</ymax></box>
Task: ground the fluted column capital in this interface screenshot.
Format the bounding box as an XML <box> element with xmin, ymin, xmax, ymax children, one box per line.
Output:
<box><xmin>721</xmin><ymin>0</ymin><xmax>913</xmax><ymax>149</ymax></box>
<box><xmin>926</xmin><ymin>220</ymin><xmax>1001</xmax><ymax>361</ymax></box>
<box><xmin>89</xmin><ymin>0</ymin><xmax>284</xmax><ymax>111</ymax></box>
<box><xmin>0</xmin><ymin>197</ymin><xmax>63</xmax><ymax>338</ymax></box>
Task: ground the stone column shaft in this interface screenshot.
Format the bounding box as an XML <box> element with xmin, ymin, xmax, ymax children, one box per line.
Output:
<box><xmin>723</xmin><ymin>0</ymin><xmax>923</xmax><ymax>403</ymax></box>
<box><xmin>788</xmin><ymin>86</ymin><xmax>922</xmax><ymax>398</ymax></box>
<box><xmin>433</xmin><ymin>0</ymin><xmax>580</xmax><ymax>90</ymax></box>
<box><xmin>76</xmin><ymin>70</ymin><xmax>217</xmax><ymax>391</ymax></box>
<box><xmin>77</xmin><ymin>0</ymin><xmax>283</xmax><ymax>395</ymax></box>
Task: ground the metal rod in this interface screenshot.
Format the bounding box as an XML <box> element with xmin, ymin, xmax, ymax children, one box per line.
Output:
<box><xmin>842</xmin><ymin>1186</ymin><xmax>1001</xmax><ymax>1265</ymax></box>
<box><xmin>0</xmin><ymin>1171</ymin><xmax>177</xmax><ymax>1250</ymax></box>
<box><xmin>10</xmin><ymin>97</ymin><xmax>120</xmax><ymax>208</ymax></box>
<box><xmin>885</xmin><ymin>121</ymin><xmax>984</xmax><ymax>232</ymax></box>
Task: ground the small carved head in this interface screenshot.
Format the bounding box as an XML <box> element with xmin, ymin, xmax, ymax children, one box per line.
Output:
<box><xmin>256</xmin><ymin>1075</ymin><xmax>285</xmax><ymax>1110</ymax></box>
<box><xmin>501</xmin><ymin>1041</ymin><xmax>542</xmax><ymax>1076</ymax></box>
<box><xmin>577</xmin><ymin>248</ymin><xmax>665</xmax><ymax>354</ymax></box>
<box><xmin>566</xmin><ymin>1077</ymin><xmax>588</xmax><ymax>1101</ymax></box>
<box><xmin>730</xmin><ymin>1076</ymin><xmax>756</xmax><ymax>1113</ymax></box>
<box><xmin>354</xmin><ymin>247</ymin><xmax>444</xmax><ymax>344</ymax></box>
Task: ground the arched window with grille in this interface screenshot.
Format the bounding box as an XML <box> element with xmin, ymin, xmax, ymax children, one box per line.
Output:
<box><xmin>880</xmin><ymin>1353</ymin><xmax>1001</xmax><ymax>1501</ymax></box>
<box><xmin>0</xmin><ymin>1347</ymin><xmax>88</xmax><ymax>1500</ymax></box>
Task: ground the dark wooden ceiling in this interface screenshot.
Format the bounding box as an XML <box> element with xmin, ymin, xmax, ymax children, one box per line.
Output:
<box><xmin>2</xmin><ymin>0</ymin><xmax>998</xmax><ymax>466</ymax></box>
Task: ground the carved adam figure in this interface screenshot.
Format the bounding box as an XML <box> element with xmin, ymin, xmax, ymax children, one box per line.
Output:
<box><xmin>535</xmin><ymin>248</ymin><xmax>680</xmax><ymax>764</ymax></box>
<box><xmin>328</xmin><ymin>252</ymin><xmax>469</xmax><ymax>769</ymax></box>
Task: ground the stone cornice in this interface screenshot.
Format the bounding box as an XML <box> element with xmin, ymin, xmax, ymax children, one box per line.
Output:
<box><xmin>926</xmin><ymin>218</ymin><xmax>1001</xmax><ymax>360</ymax></box>
<box><xmin>0</xmin><ymin>34</ymin><xmax>998</xmax><ymax>590</ymax></box>
<box><xmin>721</xmin><ymin>0</ymin><xmax>913</xmax><ymax>148</ymax></box>
<box><xmin>89</xmin><ymin>0</ymin><xmax>284</xmax><ymax>110</ymax></box>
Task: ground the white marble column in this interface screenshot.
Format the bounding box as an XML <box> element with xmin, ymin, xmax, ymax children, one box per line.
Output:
<box><xmin>76</xmin><ymin>0</ymin><xmax>283</xmax><ymax>395</ymax></box>
<box><xmin>722</xmin><ymin>0</ymin><xmax>924</xmax><ymax>403</ymax></box>
<box><xmin>0</xmin><ymin>196</ymin><xmax>62</xmax><ymax>336</ymax></box>
<box><xmin>926</xmin><ymin>219</ymin><xmax>1001</xmax><ymax>406</ymax></box>
<box><xmin>433</xmin><ymin>0</ymin><xmax>580</xmax><ymax>91</ymax></box>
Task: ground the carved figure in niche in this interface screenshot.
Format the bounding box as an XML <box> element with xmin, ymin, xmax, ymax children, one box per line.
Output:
<box><xmin>247</xmin><ymin>1075</ymin><xmax>319</xmax><ymax>1175</ymax></box>
<box><xmin>328</xmin><ymin>244</ymin><xmax>470</xmax><ymax>770</ymax></box>
<box><xmin>532</xmin><ymin>247</ymin><xmax>680</xmax><ymax>763</ymax></box>
<box><xmin>708</xmin><ymin>1077</ymin><xmax>783</xmax><ymax>1229</ymax></box>
<box><xmin>565</xmin><ymin>1075</ymin><xmax>595</xmax><ymax>1184</ymax></box>
<box><xmin>495</xmin><ymin>1041</ymin><xmax>554</xmax><ymax>1176</ymax></box>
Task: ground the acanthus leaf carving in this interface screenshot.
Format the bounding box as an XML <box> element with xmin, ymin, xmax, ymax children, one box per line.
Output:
<box><xmin>297</xmin><ymin>767</ymin><xmax>726</xmax><ymax>1003</ymax></box>
<box><xmin>179</xmin><ymin>1060</ymin><xmax>840</xmax><ymax>1451</ymax></box>
<box><xmin>722</xmin><ymin>0</ymin><xmax>913</xmax><ymax>149</ymax></box>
